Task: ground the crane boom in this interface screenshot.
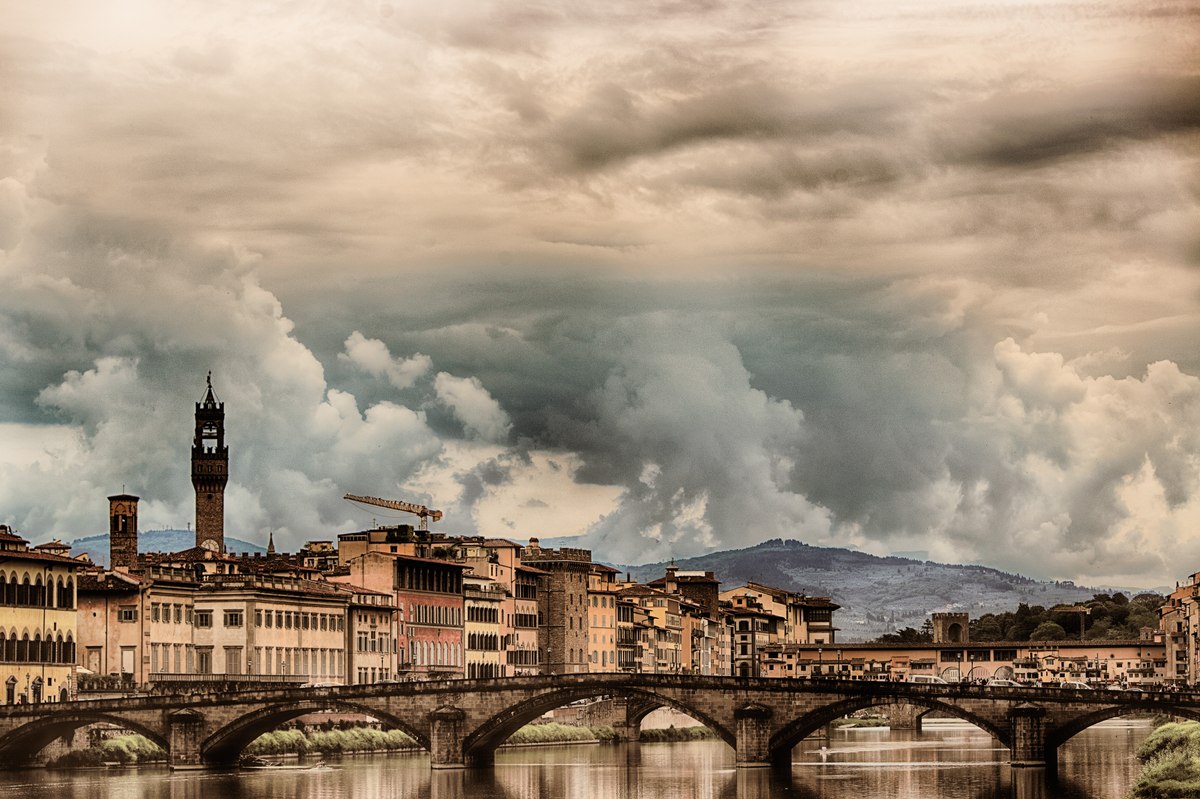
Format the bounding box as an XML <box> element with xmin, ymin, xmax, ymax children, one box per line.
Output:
<box><xmin>343</xmin><ymin>493</ymin><xmax>444</xmax><ymax>530</ymax></box>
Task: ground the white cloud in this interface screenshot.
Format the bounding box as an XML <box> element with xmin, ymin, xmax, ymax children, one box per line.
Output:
<box><xmin>433</xmin><ymin>372</ymin><xmax>512</xmax><ymax>443</ymax></box>
<box><xmin>339</xmin><ymin>331</ymin><xmax>432</xmax><ymax>390</ymax></box>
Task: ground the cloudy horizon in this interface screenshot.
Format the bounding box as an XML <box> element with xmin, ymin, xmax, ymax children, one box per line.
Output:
<box><xmin>1</xmin><ymin>0</ymin><xmax>1198</xmax><ymax>588</ymax></box>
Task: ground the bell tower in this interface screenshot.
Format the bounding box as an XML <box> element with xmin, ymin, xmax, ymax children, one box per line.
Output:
<box><xmin>108</xmin><ymin>493</ymin><xmax>140</xmax><ymax>571</ymax></box>
<box><xmin>191</xmin><ymin>372</ymin><xmax>228</xmax><ymax>552</ymax></box>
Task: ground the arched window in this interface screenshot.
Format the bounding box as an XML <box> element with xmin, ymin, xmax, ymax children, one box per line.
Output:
<box><xmin>4</xmin><ymin>631</ymin><xmax>14</xmax><ymax>663</ymax></box>
<box><xmin>0</xmin><ymin>632</ymin><xmax>6</xmax><ymax>663</ymax></box>
<box><xmin>18</xmin><ymin>576</ymin><xmax>30</xmax><ymax>607</ymax></box>
<box><xmin>64</xmin><ymin>578</ymin><xmax>74</xmax><ymax>609</ymax></box>
<box><xmin>0</xmin><ymin>574</ymin><xmax>6</xmax><ymax>608</ymax></box>
<box><xmin>32</xmin><ymin>633</ymin><xmax>43</xmax><ymax>663</ymax></box>
<box><xmin>33</xmin><ymin>575</ymin><xmax>44</xmax><ymax>608</ymax></box>
<box><xmin>64</xmin><ymin>634</ymin><xmax>74</xmax><ymax>664</ymax></box>
<box><xmin>4</xmin><ymin>574</ymin><xmax>14</xmax><ymax>606</ymax></box>
<box><xmin>17</xmin><ymin>633</ymin><xmax>29</xmax><ymax>663</ymax></box>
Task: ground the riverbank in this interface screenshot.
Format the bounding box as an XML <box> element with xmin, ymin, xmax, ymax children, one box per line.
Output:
<box><xmin>47</xmin><ymin>722</ymin><xmax>733</xmax><ymax>769</ymax></box>
<box><xmin>1128</xmin><ymin>721</ymin><xmax>1200</xmax><ymax>798</ymax></box>
<box><xmin>47</xmin><ymin>735</ymin><xmax>166</xmax><ymax>768</ymax></box>
<box><xmin>831</xmin><ymin>717</ymin><xmax>889</xmax><ymax>729</ymax></box>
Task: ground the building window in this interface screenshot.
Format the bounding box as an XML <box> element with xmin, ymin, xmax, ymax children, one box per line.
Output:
<box><xmin>225</xmin><ymin>647</ymin><xmax>244</xmax><ymax>674</ymax></box>
<box><xmin>225</xmin><ymin>610</ymin><xmax>244</xmax><ymax>628</ymax></box>
<box><xmin>151</xmin><ymin>603</ymin><xmax>160</xmax><ymax>622</ymax></box>
<box><xmin>255</xmin><ymin>610</ymin><xmax>262</xmax><ymax>627</ymax></box>
<box><xmin>119</xmin><ymin>606</ymin><xmax>137</xmax><ymax>622</ymax></box>
<box><xmin>195</xmin><ymin>610</ymin><xmax>213</xmax><ymax>629</ymax></box>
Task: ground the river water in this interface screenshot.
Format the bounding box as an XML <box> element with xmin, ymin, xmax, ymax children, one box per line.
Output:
<box><xmin>0</xmin><ymin>718</ymin><xmax>1152</xmax><ymax>799</ymax></box>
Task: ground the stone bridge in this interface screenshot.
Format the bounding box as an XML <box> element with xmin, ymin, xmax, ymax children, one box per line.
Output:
<box><xmin>0</xmin><ymin>675</ymin><xmax>1195</xmax><ymax>771</ymax></box>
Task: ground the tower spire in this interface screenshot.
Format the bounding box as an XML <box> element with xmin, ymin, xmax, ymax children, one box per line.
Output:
<box><xmin>192</xmin><ymin>372</ymin><xmax>228</xmax><ymax>552</ymax></box>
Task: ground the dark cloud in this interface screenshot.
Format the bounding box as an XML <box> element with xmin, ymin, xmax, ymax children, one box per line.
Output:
<box><xmin>2</xmin><ymin>0</ymin><xmax>1199</xmax><ymax>587</ymax></box>
<box><xmin>951</xmin><ymin>76</ymin><xmax>1200</xmax><ymax>168</ymax></box>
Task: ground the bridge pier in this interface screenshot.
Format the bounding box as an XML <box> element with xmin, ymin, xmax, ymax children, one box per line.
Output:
<box><xmin>167</xmin><ymin>710</ymin><xmax>206</xmax><ymax>770</ymax></box>
<box><xmin>429</xmin><ymin>705</ymin><xmax>468</xmax><ymax>769</ymax></box>
<box><xmin>612</xmin><ymin>721</ymin><xmax>641</xmax><ymax>742</ymax></box>
<box><xmin>734</xmin><ymin>703</ymin><xmax>773</xmax><ymax>768</ymax></box>
<box><xmin>1008</xmin><ymin>705</ymin><xmax>1049</xmax><ymax>768</ymax></box>
<box><xmin>885</xmin><ymin>703</ymin><xmax>924</xmax><ymax>731</ymax></box>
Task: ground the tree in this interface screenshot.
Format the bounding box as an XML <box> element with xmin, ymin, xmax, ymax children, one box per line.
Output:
<box><xmin>874</xmin><ymin>626</ymin><xmax>932</xmax><ymax>644</ymax></box>
<box><xmin>1030</xmin><ymin>622</ymin><xmax>1067</xmax><ymax>641</ymax></box>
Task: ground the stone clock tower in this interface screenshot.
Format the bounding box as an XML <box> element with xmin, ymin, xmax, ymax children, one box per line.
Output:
<box><xmin>191</xmin><ymin>372</ymin><xmax>228</xmax><ymax>552</ymax></box>
<box><xmin>108</xmin><ymin>493</ymin><xmax>140</xmax><ymax>571</ymax></box>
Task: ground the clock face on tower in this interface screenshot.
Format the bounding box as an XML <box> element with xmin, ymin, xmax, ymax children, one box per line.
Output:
<box><xmin>200</xmin><ymin>538</ymin><xmax>220</xmax><ymax>552</ymax></box>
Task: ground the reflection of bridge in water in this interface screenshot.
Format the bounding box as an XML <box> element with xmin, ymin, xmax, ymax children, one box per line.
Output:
<box><xmin>0</xmin><ymin>674</ymin><xmax>1194</xmax><ymax>770</ymax></box>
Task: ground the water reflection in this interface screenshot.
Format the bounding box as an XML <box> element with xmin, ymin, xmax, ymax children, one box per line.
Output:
<box><xmin>0</xmin><ymin>718</ymin><xmax>1153</xmax><ymax>799</ymax></box>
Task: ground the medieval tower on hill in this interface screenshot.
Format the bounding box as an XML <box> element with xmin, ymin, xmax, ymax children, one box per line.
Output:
<box><xmin>191</xmin><ymin>372</ymin><xmax>228</xmax><ymax>552</ymax></box>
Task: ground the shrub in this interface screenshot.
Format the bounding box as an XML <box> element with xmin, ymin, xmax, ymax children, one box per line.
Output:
<box><xmin>506</xmin><ymin>722</ymin><xmax>597</xmax><ymax>745</ymax></box>
<box><xmin>1129</xmin><ymin>722</ymin><xmax>1200</xmax><ymax>799</ymax></box>
<box><xmin>244</xmin><ymin>727</ymin><xmax>416</xmax><ymax>756</ymax></box>
<box><xmin>637</xmin><ymin>726</ymin><xmax>717</xmax><ymax>743</ymax></box>
<box><xmin>1137</xmin><ymin>723</ymin><xmax>1200</xmax><ymax>764</ymax></box>
<box><xmin>47</xmin><ymin>734</ymin><xmax>166</xmax><ymax>769</ymax></box>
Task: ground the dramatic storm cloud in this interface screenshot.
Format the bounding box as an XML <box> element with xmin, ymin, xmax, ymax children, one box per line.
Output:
<box><xmin>1</xmin><ymin>0</ymin><xmax>1198</xmax><ymax>587</ymax></box>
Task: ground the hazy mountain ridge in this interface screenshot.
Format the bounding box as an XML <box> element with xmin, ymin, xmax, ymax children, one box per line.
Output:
<box><xmin>69</xmin><ymin>530</ymin><xmax>267</xmax><ymax>569</ymax></box>
<box><xmin>616</xmin><ymin>538</ymin><xmax>1099</xmax><ymax>642</ymax></box>
<box><xmin>68</xmin><ymin>530</ymin><xmax>1104</xmax><ymax>641</ymax></box>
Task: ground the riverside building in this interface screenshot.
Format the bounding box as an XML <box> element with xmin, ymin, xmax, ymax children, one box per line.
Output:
<box><xmin>0</xmin><ymin>524</ymin><xmax>80</xmax><ymax>703</ymax></box>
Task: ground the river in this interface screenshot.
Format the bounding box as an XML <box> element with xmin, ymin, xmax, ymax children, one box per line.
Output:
<box><xmin>0</xmin><ymin>718</ymin><xmax>1152</xmax><ymax>799</ymax></box>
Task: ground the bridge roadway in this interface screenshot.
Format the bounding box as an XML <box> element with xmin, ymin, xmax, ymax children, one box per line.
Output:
<box><xmin>0</xmin><ymin>674</ymin><xmax>1195</xmax><ymax>770</ymax></box>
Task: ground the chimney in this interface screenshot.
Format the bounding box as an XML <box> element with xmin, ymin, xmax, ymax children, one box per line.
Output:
<box><xmin>108</xmin><ymin>493</ymin><xmax>140</xmax><ymax>571</ymax></box>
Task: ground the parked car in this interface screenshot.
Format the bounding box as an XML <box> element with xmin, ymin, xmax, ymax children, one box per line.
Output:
<box><xmin>1058</xmin><ymin>681</ymin><xmax>1091</xmax><ymax>690</ymax></box>
<box><xmin>908</xmin><ymin>675</ymin><xmax>949</xmax><ymax>684</ymax></box>
<box><xmin>986</xmin><ymin>679</ymin><xmax>1022</xmax><ymax>688</ymax></box>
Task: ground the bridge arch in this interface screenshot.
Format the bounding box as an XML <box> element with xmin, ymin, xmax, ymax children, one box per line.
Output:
<box><xmin>769</xmin><ymin>695</ymin><xmax>1011</xmax><ymax>759</ymax></box>
<box><xmin>462</xmin><ymin>685</ymin><xmax>736</xmax><ymax>761</ymax></box>
<box><xmin>0</xmin><ymin>712</ymin><xmax>169</xmax><ymax>767</ymax></box>
<box><xmin>201</xmin><ymin>698</ymin><xmax>429</xmax><ymax>764</ymax></box>
<box><xmin>1047</xmin><ymin>703</ymin><xmax>1200</xmax><ymax>752</ymax></box>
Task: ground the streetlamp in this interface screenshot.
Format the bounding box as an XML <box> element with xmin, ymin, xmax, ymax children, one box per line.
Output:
<box><xmin>817</xmin><ymin>647</ymin><xmax>823</xmax><ymax>677</ymax></box>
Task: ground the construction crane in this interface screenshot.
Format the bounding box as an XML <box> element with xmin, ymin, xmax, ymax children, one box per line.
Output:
<box><xmin>343</xmin><ymin>493</ymin><xmax>444</xmax><ymax>531</ymax></box>
<box><xmin>1051</xmin><ymin>604</ymin><xmax>1092</xmax><ymax>640</ymax></box>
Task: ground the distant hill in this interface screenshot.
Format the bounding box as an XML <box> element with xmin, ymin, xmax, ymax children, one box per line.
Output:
<box><xmin>69</xmin><ymin>529</ymin><xmax>266</xmax><ymax>568</ymax></box>
<box><xmin>66</xmin><ymin>529</ymin><xmax>1103</xmax><ymax>642</ymax></box>
<box><xmin>618</xmin><ymin>538</ymin><xmax>1099</xmax><ymax>642</ymax></box>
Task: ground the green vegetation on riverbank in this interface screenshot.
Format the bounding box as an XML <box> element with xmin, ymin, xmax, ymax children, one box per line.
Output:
<box><xmin>506</xmin><ymin>722</ymin><xmax>618</xmax><ymax>745</ymax></box>
<box><xmin>638</xmin><ymin>726</ymin><xmax>716</xmax><ymax>742</ymax></box>
<box><xmin>1128</xmin><ymin>722</ymin><xmax>1200</xmax><ymax>798</ymax></box>
<box><xmin>246</xmin><ymin>728</ymin><xmax>418</xmax><ymax>755</ymax></box>
<box><xmin>47</xmin><ymin>734</ymin><xmax>166</xmax><ymax>768</ymax></box>
<box><xmin>46</xmin><ymin>720</ymin><xmax>718</xmax><ymax>769</ymax></box>
<box><xmin>831</xmin><ymin>717</ymin><xmax>889</xmax><ymax>728</ymax></box>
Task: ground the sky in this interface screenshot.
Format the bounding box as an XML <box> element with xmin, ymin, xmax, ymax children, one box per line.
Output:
<box><xmin>1</xmin><ymin>0</ymin><xmax>1198</xmax><ymax>589</ymax></box>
